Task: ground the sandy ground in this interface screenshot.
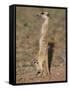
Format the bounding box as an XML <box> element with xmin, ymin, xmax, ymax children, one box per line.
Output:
<box><xmin>16</xmin><ymin>6</ymin><xmax>66</xmax><ymax>84</ymax></box>
<box><xmin>16</xmin><ymin>62</ymin><xmax>66</xmax><ymax>83</ymax></box>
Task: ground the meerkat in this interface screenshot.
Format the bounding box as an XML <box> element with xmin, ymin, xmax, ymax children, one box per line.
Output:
<box><xmin>33</xmin><ymin>11</ymin><xmax>50</xmax><ymax>76</ymax></box>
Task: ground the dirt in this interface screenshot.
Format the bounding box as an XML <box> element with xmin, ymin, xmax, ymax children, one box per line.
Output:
<box><xmin>16</xmin><ymin>6</ymin><xmax>66</xmax><ymax>84</ymax></box>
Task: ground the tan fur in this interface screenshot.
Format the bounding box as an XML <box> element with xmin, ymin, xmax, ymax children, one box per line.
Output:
<box><xmin>33</xmin><ymin>12</ymin><xmax>49</xmax><ymax>76</ymax></box>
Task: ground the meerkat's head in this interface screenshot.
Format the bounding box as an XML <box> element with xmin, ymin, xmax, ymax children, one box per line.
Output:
<box><xmin>37</xmin><ymin>11</ymin><xmax>49</xmax><ymax>19</ymax></box>
<box><xmin>32</xmin><ymin>58</ymin><xmax>42</xmax><ymax>74</ymax></box>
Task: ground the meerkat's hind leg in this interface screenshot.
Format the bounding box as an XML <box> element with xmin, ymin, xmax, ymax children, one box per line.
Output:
<box><xmin>45</xmin><ymin>57</ymin><xmax>52</xmax><ymax>80</ymax></box>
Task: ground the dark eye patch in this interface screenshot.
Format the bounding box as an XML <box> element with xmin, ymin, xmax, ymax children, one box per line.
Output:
<box><xmin>33</xmin><ymin>61</ymin><xmax>39</xmax><ymax>64</ymax></box>
<box><xmin>33</xmin><ymin>58</ymin><xmax>39</xmax><ymax>64</ymax></box>
<box><xmin>33</xmin><ymin>61</ymin><xmax>36</xmax><ymax>64</ymax></box>
<box><xmin>41</xmin><ymin>12</ymin><xmax>44</xmax><ymax>15</ymax></box>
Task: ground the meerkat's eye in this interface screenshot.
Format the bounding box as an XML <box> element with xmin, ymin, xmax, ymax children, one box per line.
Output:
<box><xmin>33</xmin><ymin>60</ymin><xmax>39</xmax><ymax>64</ymax></box>
<box><xmin>41</xmin><ymin>12</ymin><xmax>44</xmax><ymax>15</ymax></box>
<box><xmin>33</xmin><ymin>61</ymin><xmax>36</xmax><ymax>64</ymax></box>
<box><xmin>34</xmin><ymin>61</ymin><xmax>38</xmax><ymax>64</ymax></box>
<box><xmin>32</xmin><ymin>58</ymin><xmax>39</xmax><ymax>65</ymax></box>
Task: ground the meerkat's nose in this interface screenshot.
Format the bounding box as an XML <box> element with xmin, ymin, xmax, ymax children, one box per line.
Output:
<box><xmin>36</xmin><ymin>13</ymin><xmax>40</xmax><ymax>16</ymax></box>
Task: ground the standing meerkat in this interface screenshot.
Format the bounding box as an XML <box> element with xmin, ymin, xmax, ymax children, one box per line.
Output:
<box><xmin>33</xmin><ymin>11</ymin><xmax>50</xmax><ymax>76</ymax></box>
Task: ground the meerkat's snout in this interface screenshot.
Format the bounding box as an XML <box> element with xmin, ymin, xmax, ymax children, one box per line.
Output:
<box><xmin>36</xmin><ymin>13</ymin><xmax>40</xmax><ymax>17</ymax></box>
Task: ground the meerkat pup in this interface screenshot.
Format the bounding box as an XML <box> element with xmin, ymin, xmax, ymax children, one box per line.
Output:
<box><xmin>33</xmin><ymin>11</ymin><xmax>50</xmax><ymax>76</ymax></box>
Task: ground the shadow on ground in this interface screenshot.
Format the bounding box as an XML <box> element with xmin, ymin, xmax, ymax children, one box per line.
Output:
<box><xmin>48</xmin><ymin>42</ymin><xmax>55</xmax><ymax>72</ymax></box>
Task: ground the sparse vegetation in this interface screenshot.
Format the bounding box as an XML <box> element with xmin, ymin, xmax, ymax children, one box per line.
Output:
<box><xmin>16</xmin><ymin>7</ymin><xmax>66</xmax><ymax>83</ymax></box>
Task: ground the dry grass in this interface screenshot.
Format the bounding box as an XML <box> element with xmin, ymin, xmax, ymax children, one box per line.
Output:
<box><xmin>16</xmin><ymin>6</ymin><xmax>66</xmax><ymax>84</ymax></box>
